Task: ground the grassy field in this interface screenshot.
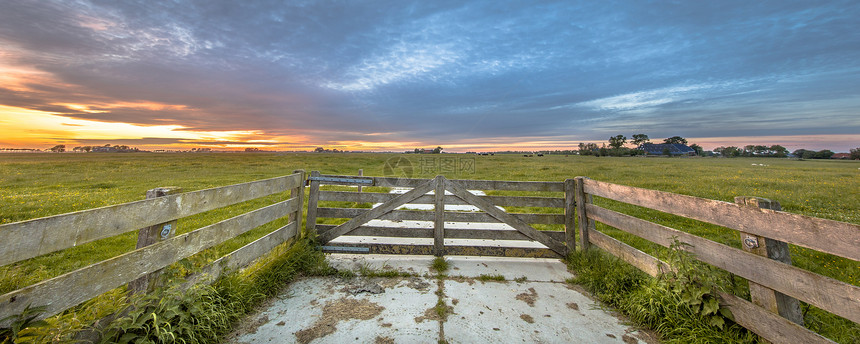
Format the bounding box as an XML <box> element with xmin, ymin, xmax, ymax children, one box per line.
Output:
<box><xmin>1</xmin><ymin>152</ymin><xmax>858</xmax><ymax>341</ymax></box>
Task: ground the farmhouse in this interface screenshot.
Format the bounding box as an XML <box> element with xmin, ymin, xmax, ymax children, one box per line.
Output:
<box><xmin>639</xmin><ymin>143</ymin><xmax>695</xmax><ymax>156</ymax></box>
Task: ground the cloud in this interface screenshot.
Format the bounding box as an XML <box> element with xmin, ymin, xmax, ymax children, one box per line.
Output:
<box><xmin>0</xmin><ymin>0</ymin><xmax>858</xmax><ymax>151</ymax></box>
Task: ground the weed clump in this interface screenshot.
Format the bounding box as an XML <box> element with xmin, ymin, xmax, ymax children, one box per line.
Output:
<box><xmin>430</xmin><ymin>257</ymin><xmax>449</xmax><ymax>273</ymax></box>
<box><xmin>565</xmin><ymin>248</ymin><xmax>758</xmax><ymax>344</ymax></box>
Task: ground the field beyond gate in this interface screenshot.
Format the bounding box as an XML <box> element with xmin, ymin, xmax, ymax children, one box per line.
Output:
<box><xmin>0</xmin><ymin>155</ymin><xmax>857</xmax><ymax>342</ymax></box>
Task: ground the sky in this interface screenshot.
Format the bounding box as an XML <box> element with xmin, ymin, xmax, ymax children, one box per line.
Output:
<box><xmin>0</xmin><ymin>0</ymin><xmax>858</xmax><ymax>152</ymax></box>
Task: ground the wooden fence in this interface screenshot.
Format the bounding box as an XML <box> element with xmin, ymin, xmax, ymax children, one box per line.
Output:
<box><xmin>0</xmin><ymin>171</ymin><xmax>305</xmax><ymax>327</ymax></box>
<box><xmin>0</xmin><ymin>170</ymin><xmax>856</xmax><ymax>344</ymax></box>
<box><xmin>575</xmin><ymin>177</ymin><xmax>859</xmax><ymax>344</ymax></box>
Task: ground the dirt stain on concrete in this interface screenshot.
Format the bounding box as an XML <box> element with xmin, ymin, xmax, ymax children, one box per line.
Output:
<box><xmin>566</xmin><ymin>302</ymin><xmax>579</xmax><ymax>310</ymax></box>
<box><xmin>520</xmin><ymin>314</ymin><xmax>535</xmax><ymax>323</ymax></box>
<box><xmin>375</xmin><ymin>336</ymin><xmax>394</xmax><ymax>344</ymax></box>
<box><xmin>295</xmin><ymin>298</ymin><xmax>385</xmax><ymax>344</ymax></box>
<box><xmin>516</xmin><ymin>287</ymin><xmax>538</xmax><ymax>307</ymax></box>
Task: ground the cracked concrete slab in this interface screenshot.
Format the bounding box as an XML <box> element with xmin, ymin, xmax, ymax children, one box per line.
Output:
<box><xmin>227</xmin><ymin>254</ymin><xmax>655</xmax><ymax>344</ymax></box>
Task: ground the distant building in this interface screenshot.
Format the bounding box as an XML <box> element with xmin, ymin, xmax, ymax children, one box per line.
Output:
<box><xmin>92</xmin><ymin>146</ymin><xmax>118</xmax><ymax>153</ymax></box>
<box><xmin>831</xmin><ymin>153</ymin><xmax>851</xmax><ymax>159</ymax></box>
<box><xmin>639</xmin><ymin>143</ymin><xmax>696</xmax><ymax>156</ymax></box>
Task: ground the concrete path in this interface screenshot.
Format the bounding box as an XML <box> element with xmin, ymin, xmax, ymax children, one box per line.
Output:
<box><xmin>226</xmin><ymin>254</ymin><xmax>655</xmax><ymax>344</ymax></box>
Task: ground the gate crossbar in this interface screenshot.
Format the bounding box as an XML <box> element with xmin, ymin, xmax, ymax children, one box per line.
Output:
<box><xmin>317</xmin><ymin>178</ymin><xmax>436</xmax><ymax>243</ymax></box>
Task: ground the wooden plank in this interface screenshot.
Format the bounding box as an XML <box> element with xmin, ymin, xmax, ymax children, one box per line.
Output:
<box><xmin>305</xmin><ymin>171</ymin><xmax>321</xmax><ymax>233</ymax></box>
<box><xmin>582</xmin><ymin>178</ymin><xmax>860</xmax><ymax>261</ymax></box>
<box><xmin>322</xmin><ymin>243</ymin><xmax>561</xmax><ymax>258</ymax></box>
<box><xmin>316</xmin><ymin>224</ymin><xmax>565</xmax><ymax>241</ymax></box>
<box><xmin>129</xmin><ymin>187</ymin><xmax>182</xmax><ymax>295</ymax></box>
<box><xmin>290</xmin><ymin>170</ymin><xmax>305</xmax><ymax>227</ymax></box>
<box><xmin>587</xmin><ymin>228</ymin><xmax>672</xmax><ymax>277</ymax></box>
<box><xmin>0</xmin><ymin>173</ymin><xmax>302</xmax><ymax>267</ymax></box>
<box><xmin>719</xmin><ymin>292</ymin><xmax>834</xmax><ymax>344</ymax></box>
<box><xmin>735</xmin><ymin>196</ymin><xmax>804</xmax><ymax>325</ymax></box>
<box><xmin>564</xmin><ymin>179</ymin><xmax>576</xmax><ymax>252</ymax></box>
<box><xmin>0</xmin><ymin>198</ymin><xmax>298</xmax><ymax>325</ymax></box>
<box><xmin>586</xmin><ymin>204</ymin><xmax>860</xmax><ymax>324</ymax></box>
<box><xmin>445</xmin><ymin>179</ymin><xmax>568</xmax><ymax>255</ymax></box>
<box><xmin>575</xmin><ymin>177</ymin><xmax>594</xmax><ymax>251</ymax></box>
<box><xmin>316</xmin><ymin>208</ymin><xmax>565</xmax><ymax>224</ymax></box>
<box><xmin>316</xmin><ymin>179</ymin><xmax>437</xmax><ymax>243</ymax></box>
<box><xmin>184</xmin><ymin>221</ymin><xmax>299</xmax><ymax>287</ymax></box>
<box><xmin>434</xmin><ymin>176</ymin><xmax>445</xmax><ymax>256</ymax></box>
<box><xmin>357</xmin><ymin>169</ymin><xmax>363</xmax><ymax>193</ymax></box>
<box><xmin>325</xmin><ymin>174</ymin><xmax>563</xmax><ymax>191</ymax></box>
<box><xmin>319</xmin><ymin>191</ymin><xmax>564</xmax><ymax>208</ymax></box>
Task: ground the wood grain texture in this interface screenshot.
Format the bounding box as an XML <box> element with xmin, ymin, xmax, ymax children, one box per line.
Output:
<box><xmin>316</xmin><ymin>178</ymin><xmax>437</xmax><ymax>243</ymax></box>
<box><xmin>322</xmin><ymin>243</ymin><xmax>561</xmax><ymax>258</ymax></box>
<box><xmin>564</xmin><ymin>179</ymin><xmax>576</xmax><ymax>252</ymax></box>
<box><xmin>574</xmin><ymin>177</ymin><xmax>594</xmax><ymax>251</ymax></box>
<box><xmin>434</xmin><ymin>176</ymin><xmax>445</xmax><ymax>256</ymax></box>
<box><xmin>129</xmin><ymin>187</ymin><xmax>182</xmax><ymax>295</ymax></box>
<box><xmin>444</xmin><ymin>179</ymin><xmax>568</xmax><ymax>255</ymax></box>
<box><xmin>587</xmin><ymin>228</ymin><xmax>671</xmax><ymax>277</ymax></box>
<box><xmin>582</xmin><ymin>178</ymin><xmax>860</xmax><ymax>262</ymax></box>
<box><xmin>183</xmin><ymin>221</ymin><xmax>299</xmax><ymax>287</ymax></box>
<box><xmin>585</xmin><ymin>223</ymin><xmax>834</xmax><ymax>344</ymax></box>
<box><xmin>586</xmin><ymin>204</ymin><xmax>860</xmax><ymax>324</ymax></box>
<box><xmin>305</xmin><ymin>171</ymin><xmax>321</xmax><ymax>233</ymax></box>
<box><xmin>0</xmin><ymin>198</ymin><xmax>297</xmax><ymax>325</ymax></box>
<box><xmin>316</xmin><ymin>224</ymin><xmax>565</xmax><ymax>241</ymax></box>
<box><xmin>318</xmin><ymin>191</ymin><xmax>564</xmax><ymax>208</ymax></box>
<box><xmin>735</xmin><ymin>196</ymin><xmax>804</xmax><ymax>326</ymax></box>
<box><xmin>719</xmin><ymin>292</ymin><xmax>835</xmax><ymax>344</ymax></box>
<box><xmin>0</xmin><ymin>173</ymin><xmax>302</xmax><ymax>266</ymax></box>
<box><xmin>316</xmin><ymin>207</ymin><xmax>565</xmax><ymax>224</ymax></box>
<box><xmin>320</xmin><ymin>174</ymin><xmax>564</xmax><ymax>191</ymax></box>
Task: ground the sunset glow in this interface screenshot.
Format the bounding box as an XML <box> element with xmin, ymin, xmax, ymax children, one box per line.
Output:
<box><xmin>1</xmin><ymin>1</ymin><xmax>858</xmax><ymax>152</ymax></box>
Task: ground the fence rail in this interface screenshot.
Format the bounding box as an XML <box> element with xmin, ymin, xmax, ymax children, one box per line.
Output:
<box><xmin>1</xmin><ymin>170</ymin><xmax>856</xmax><ymax>344</ymax></box>
<box><xmin>0</xmin><ymin>171</ymin><xmax>305</xmax><ymax>326</ymax></box>
<box><xmin>308</xmin><ymin>172</ymin><xmax>568</xmax><ymax>257</ymax></box>
<box><xmin>575</xmin><ymin>176</ymin><xmax>859</xmax><ymax>344</ymax></box>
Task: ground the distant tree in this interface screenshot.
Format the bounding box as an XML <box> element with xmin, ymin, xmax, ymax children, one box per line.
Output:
<box><xmin>663</xmin><ymin>136</ymin><xmax>687</xmax><ymax>145</ymax></box>
<box><xmin>631</xmin><ymin>134</ymin><xmax>650</xmax><ymax>146</ymax></box>
<box><xmin>82</xmin><ymin>146</ymin><xmax>92</xmax><ymax>152</ymax></box>
<box><xmin>598</xmin><ymin>145</ymin><xmax>608</xmax><ymax>157</ymax></box>
<box><xmin>689</xmin><ymin>144</ymin><xmax>704</xmax><ymax>156</ymax></box>
<box><xmin>608</xmin><ymin>135</ymin><xmax>627</xmax><ymax>149</ymax></box>
<box><xmin>814</xmin><ymin>150</ymin><xmax>834</xmax><ymax>159</ymax></box>
<box><xmin>414</xmin><ymin>148</ymin><xmax>420</xmax><ymax>154</ymax></box>
<box><xmin>49</xmin><ymin>144</ymin><xmax>65</xmax><ymax>152</ymax></box>
<box><xmin>432</xmin><ymin>146</ymin><xmax>443</xmax><ymax>154</ymax></box>
<box><xmin>851</xmin><ymin>148</ymin><xmax>860</xmax><ymax>160</ymax></box>
<box><xmin>314</xmin><ymin>147</ymin><xmax>325</xmax><ymax>153</ymax></box>
<box><xmin>770</xmin><ymin>145</ymin><xmax>788</xmax><ymax>158</ymax></box>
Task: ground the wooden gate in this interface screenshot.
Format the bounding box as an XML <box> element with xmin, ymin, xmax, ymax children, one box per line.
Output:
<box><xmin>306</xmin><ymin>172</ymin><xmax>574</xmax><ymax>257</ymax></box>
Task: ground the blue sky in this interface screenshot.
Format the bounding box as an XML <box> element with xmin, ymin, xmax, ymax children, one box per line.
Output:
<box><xmin>0</xmin><ymin>0</ymin><xmax>858</xmax><ymax>151</ymax></box>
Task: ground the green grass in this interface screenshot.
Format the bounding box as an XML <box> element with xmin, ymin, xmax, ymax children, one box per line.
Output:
<box><xmin>431</xmin><ymin>257</ymin><xmax>450</xmax><ymax>273</ymax></box>
<box><xmin>476</xmin><ymin>274</ymin><xmax>506</xmax><ymax>282</ymax></box>
<box><xmin>0</xmin><ymin>152</ymin><xmax>858</xmax><ymax>342</ymax></box>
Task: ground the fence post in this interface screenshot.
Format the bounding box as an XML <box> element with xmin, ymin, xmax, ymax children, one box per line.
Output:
<box><xmin>357</xmin><ymin>169</ymin><xmax>363</xmax><ymax>193</ymax></box>
<box><xmin>735</xmin><ymin>196</ymin><xmax>804</xmax><ymax>326</ymax></box>
<box><xmin>434</xmin><ymin>175</ymin><xmax>446</xmax><ymax>256</ymax></box>
<box><xmin>564</xmin><ymin>178</ymin><xmax>576</xmax><ymax>253</ymax></box>
<box><xmin>292</xmin><ymin>170</ymin><xmax>305</xmax><ymax>232</ymax></box>
<box><xmin>305</xmin><ymin>171</ymin><xmax>321</xmax><ymax>236</ymax></box>
<box><xmin>128</xmin><ymin>187</ymin><xmax>182</xmax><ymax>295</ymax></box>
<box><xmin>574</xmin><ymin>177</ymin><xmax>594</xmax><ymax>251</ymax></box>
